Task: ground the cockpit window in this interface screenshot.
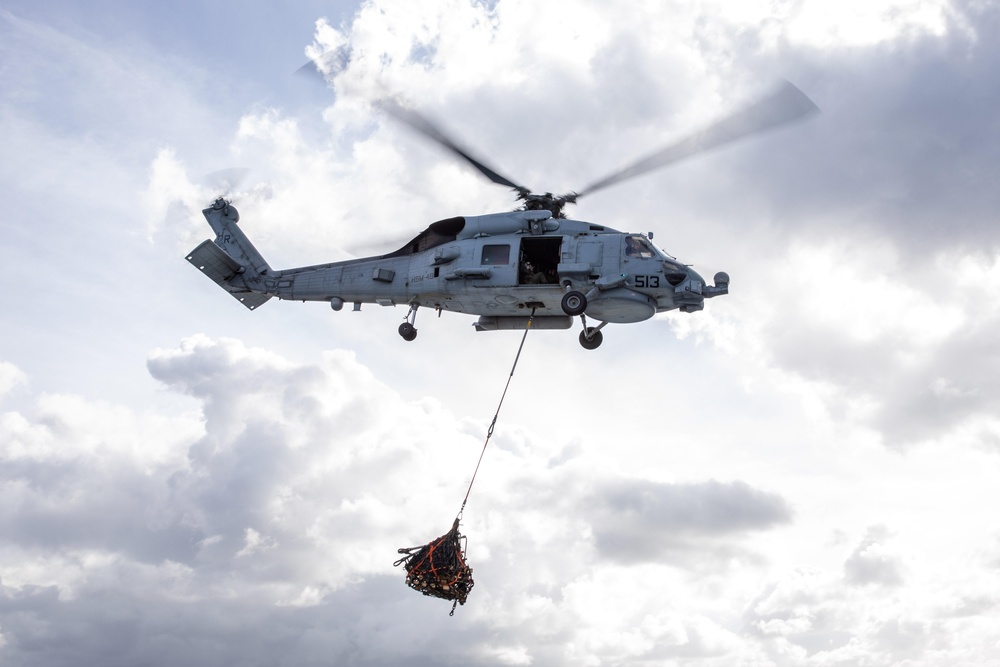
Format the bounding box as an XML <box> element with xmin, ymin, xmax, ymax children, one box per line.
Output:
<box><xmin>624</xmin><ymin>235</ymin><xmax>654</xmax><ymax>258</ymax></box>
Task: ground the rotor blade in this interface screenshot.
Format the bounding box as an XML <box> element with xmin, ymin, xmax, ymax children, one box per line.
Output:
<box><xmin>295</xmin><ymin>59</ymin><xmax>323</xmax><ymax>81</ymax></box>
<box><xmin>379</xmin><ymin>98</ymin><xmax>531</xmax><ymax>194</ymax></box>
<box><xmin>295</xmin><ymin>45</ymin><xmax>352</xmax><ymax>82</ymax></box>
<box><xmin>576</xmin><ymin>80</ymin><xmax>819</xmax><ymax>199</ymax></box>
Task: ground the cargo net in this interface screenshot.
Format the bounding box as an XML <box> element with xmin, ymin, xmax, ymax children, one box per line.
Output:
<box><xmin>394</xmin><ymin>519</ymin><xmax>474</xmax><ymax>615</ymax></box>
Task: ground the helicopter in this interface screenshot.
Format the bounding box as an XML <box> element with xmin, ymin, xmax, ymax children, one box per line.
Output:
<box><xmin>186</xmin><ymin>80</ymin><xmax>817</xmax><ymax>349</ymax></box>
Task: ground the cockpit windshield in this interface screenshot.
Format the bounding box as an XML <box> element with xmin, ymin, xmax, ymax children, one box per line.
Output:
<box><xmin>624</xmin><ymin>235</ymin><xmax>656</xmax><ymax>258</ymax></box>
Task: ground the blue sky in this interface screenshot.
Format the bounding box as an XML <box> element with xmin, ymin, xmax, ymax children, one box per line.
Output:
<box><xmin>3</xmin><ymin>1</ymin><xmax>1000</xmax><ymax>665</ymax></box>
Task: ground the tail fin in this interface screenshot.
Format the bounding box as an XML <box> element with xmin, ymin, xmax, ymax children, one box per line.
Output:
<box><xmin>186</xmin><ymin>199</ymin><xmax>273</xmax><ymax>310</ymax></box>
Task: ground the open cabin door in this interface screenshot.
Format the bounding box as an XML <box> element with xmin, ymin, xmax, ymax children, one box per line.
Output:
<box><xmin>518</xmin><ymin>236</ymin><xmax>563</xmax><ymax>285</ymax></box>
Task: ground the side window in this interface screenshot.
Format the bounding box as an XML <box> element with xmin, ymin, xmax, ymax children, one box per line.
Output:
<box><xmin>481</xmin><ymin>244</ymin><xmax>510</xmax><ymax>265</ymax></box>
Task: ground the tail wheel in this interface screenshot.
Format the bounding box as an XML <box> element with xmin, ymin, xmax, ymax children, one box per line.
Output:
<box><xmin>398</xmin><ymin>322</ymin><xmax>418</xmax><ymax>341</ymax></box>
<box><xmin>561</xmin><ymin>291</ymin><xmax>587</xmax><ymax>316</ymax></box>
<box><xmin>579</xmin><ymin>327</ymin><xmax>603</xmax><ymax>350</ymax></box>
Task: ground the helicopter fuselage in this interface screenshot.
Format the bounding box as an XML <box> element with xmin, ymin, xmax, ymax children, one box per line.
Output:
<box><xmin>187</xmin><ymin>199</ymin><xmax>727</xmax><ymax>347</ymax></box>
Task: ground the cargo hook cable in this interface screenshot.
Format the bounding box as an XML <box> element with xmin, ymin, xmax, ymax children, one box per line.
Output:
<box><xmin>456</xmin><ymin>309</ymin><xmax>535</xmax><ymax>521</ymax></box>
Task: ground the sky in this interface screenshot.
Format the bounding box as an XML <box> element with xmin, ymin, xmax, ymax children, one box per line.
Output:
<box><xmin>2</xmin><ymin>0</ymin><xmax>1000</xmax><ymax>665</ymax></box>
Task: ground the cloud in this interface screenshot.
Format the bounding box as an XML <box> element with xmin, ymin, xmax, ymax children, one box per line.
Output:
<box><xmin>675</xmin><ymin>230</ymin><xmax>1000</xmax><ymax>449</ymax></box>
<box><xmin>0</xmin><ymin>388</ymin><xmax>201</xmax><ymax>563</ymax></box>
<box><xmin>737</xmin><ymin>521</ymin><xmax>998</xmax><ymax>665</ymax></box>
<box><xmin>844</xmin><ymin>524</ymin><xmax>905</xmax><ymax>587</ymax></box>
<box><xmin>0</xmin><ymin>362</ymin><xmax>27</xmax><ymax>401</ymax></box>
<box><xmin>588</xmin><ymin>479</ymin><xmax>793</xmax><ymax>565</ymax></box>
<box><xmin>1</xmin><ymin>336</ymin><xmax>494</xmax><ymax>664</ymax></box>
<box><xmin>0</xmin><ymin>336</ymin><xmax>796</xmax><ymax>665</ymax></box>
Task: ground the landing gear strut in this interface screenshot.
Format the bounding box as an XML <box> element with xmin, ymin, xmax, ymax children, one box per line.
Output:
<box><xmin>399</xmin><ymin>304</ymin><xmax>419</xmax><ymax>341</ymax></box>
<box><xmin>577</xmin><ymin>314</ymin><xmax>606</xmax><ymax>350</ymax></box>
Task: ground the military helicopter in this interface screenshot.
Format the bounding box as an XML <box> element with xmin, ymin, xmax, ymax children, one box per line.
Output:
<box><xmin>187</xmin><ymin>81</ymin><xmax>817</xmax><ymax>349</ymax></box>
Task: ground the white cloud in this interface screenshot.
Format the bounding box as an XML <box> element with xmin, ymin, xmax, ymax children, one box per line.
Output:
<box><xmin>0</xmin><ymin>362</ymin><xmax>27</xmax><ymax>401</ymax></box>
<box><xmin>0</xmin><ymin>335</ymin><xmax>796</xmax><ymax>665</ymax></box>
<box><xmin>725</xmin><ymin>0</ymin><xmax>955</xmax><ymax>49</ymax></box>
<box><xmin>4</xmin><ymin>329</ymin><xmax>998</xmax><ymax>665</ymax></box>
<box><xmin>843</xmin><ymin>525</ymin><xmax>905</xmax><ymax>586</ymax></box>
<box><xmin>236</xmin><ymin>527</ymin><xmax>278</xmax><ymax>557</ymax></box>
<box><xmin>588</xmin><ymin>478</ymin><xmax>792</xmax><ymax>565</ymax></box>
<box><xmin>669</xmin><ymin>230</ymin><xmax>1000</xmax><ymax>448</ymax></box>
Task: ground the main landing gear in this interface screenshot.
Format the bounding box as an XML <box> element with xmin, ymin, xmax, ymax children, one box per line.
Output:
<box><xmin>577</xmin><ymin>313</ymin><xmax>606</xmax><ymax>350</ymax></box>
<box><xmin>398</xmin><ymin>304</ymin><xmax>418</xmax><ymax>341</ymax></box>
<box><xmin>561</xmin><ymin>289</ymin><xmax>606</xmax><ymax>350</ymax></box>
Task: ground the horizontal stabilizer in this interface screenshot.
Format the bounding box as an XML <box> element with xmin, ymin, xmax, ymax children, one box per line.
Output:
<box><xmin>186</xmin><ymin>240</ymin><xmax>272</xmax><ymax>310</ymax></box>
<box><xmin>224</xmin><ymin>290</ymin><xmax>272</xmax><ymax>310</ymax></box>
<box><xmin>187</xmin><ymin>239</ymin><xmax>241</xmax><ymax>282</ymax></box>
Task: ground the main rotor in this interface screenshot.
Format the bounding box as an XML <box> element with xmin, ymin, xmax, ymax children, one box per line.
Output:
<box><xmin>378</xmin><ymin>81</ymin><xmax>818</xmax><ymax>218</ymax></box>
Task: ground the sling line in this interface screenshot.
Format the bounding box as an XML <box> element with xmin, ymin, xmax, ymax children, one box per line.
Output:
<box><xmin>456</xmin><ymin>308</ymin><xmax>535</xmax><ymax>521</ymax></box>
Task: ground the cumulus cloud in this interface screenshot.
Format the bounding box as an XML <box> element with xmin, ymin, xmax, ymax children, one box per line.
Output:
<box><xmin>844</xmin><ymin>524</ymin><xmax>905</xmax><ymax>587</ymax></box>
<box><xmin>0</xmin><ymin>335</ymin><xmax>798</xmax><ymax>665</ymax></box>
<box><xmin>0</xmin><ymin>336</ymin><xmax>490</xmax><ymax>664</ymax></box>
<box><xmin>588</xmin><ymin>479</ymin><xmax>792</xmax><ymax>565</ymax></box>
<box><xmin>735</xmin><ymin>239</ymin><xmax>1000</xmax><ymax>447</ymax></box>
<box><xmin>744</xmin><ymin>565</ymin><xmax>919</xmax><ymax>665</ymax></box>
<box><xmin>0</xmin><ymin>361</ymin><xmax>27</xmax><ymax>400</ymax></box>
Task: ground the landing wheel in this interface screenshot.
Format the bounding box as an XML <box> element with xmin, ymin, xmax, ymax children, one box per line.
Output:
<box><xmin>561</xmin><ymin>291</ymin><xmax>588</xmax><ymax>316</ymax></box>
<box><xmin>398</xmin><ymin>322</ymin><xmax>417</xmax><ymax>341</ymax></box>
<box><xmin>579</xmin><ymin>327</ymin><xmax>603</xmax><ymax>350</ymax></box>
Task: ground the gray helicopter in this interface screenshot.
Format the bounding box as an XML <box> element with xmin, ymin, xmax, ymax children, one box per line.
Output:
<box><xmin>187</xmin><ymin>81</ymin><xmax>817</xmax><ymax>349</ymax></box>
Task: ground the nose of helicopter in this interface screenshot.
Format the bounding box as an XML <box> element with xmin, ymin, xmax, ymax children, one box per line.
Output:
<box><xmin>674</xmin><ymin>268</ymin><xmax>728</xmax><ymax>312</ymax></box>
<box><xmin>685</xmin><ymin>266</ymin><xmax>706</xmax><ymax>286</ymax></box>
